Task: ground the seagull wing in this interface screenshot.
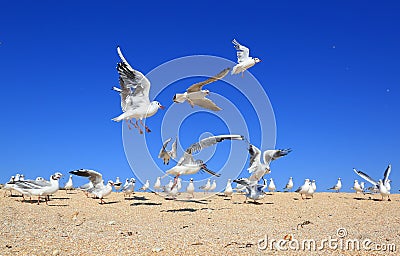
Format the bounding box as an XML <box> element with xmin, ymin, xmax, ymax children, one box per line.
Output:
<box><xmin>248</xmin><ymin>144</ymin><xmax>261</xmax><ymax>172</ymax></box>
<box><xmin>201</xmin><ymin>164</ymin><xmax>221</xmax><ymax>177</ymax></box>
<box><xmin>185</xmin><ymin>134</ymin><xmax>244</xmax><ymax>154</ymax></box>
<box><xmin>158</xmin><ymin>138</ymin><xmax>172</xmax><ymax>158</ymax></box>
<box><xmin>117</xmin><ymin>46</ymin><xmax>151</xmax><ymax>104</ymax></box>
<box><xmin>186</xmin><ymin>68</ymin><xmax>230</xmax><ymax>93</ymax></box>
<box><xmin>232</xmin><ymin>39</ymin><xmax>250</xmax><ymax>63</ymax></box>
<box><xmin>263</xmin><ymin>149</ymin><xmax>292</xmax><ymax>165</ymax></box>
<box><xmin>169</xmin><ymin>137</ymin><xmax>177</xmax><ymax>159</ymax></box>
<box><xmin>383</xmin><ymin>164</ymin><xmax>391</xmax><ymax>185</ymax></box>
<box><xmin>190</xmin><ymin>98</ymin><xmax>222</xmax><ymax>111</ymax></box>
<box><xmin>69</xmin><ymin>169</ymin><xmax>103</xmax><ymax>187</ymax></box>
<box><xmin>177</xmin><ymin>152</ymin><xmax>195</xmax><ymax>166</ymax></box>
<box><xmin>353</xmin><ymin>168</ymin><xmax>378</xmax><ymax>186</ymax></box>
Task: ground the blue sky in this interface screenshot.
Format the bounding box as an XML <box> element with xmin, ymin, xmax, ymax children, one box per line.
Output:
<box><xmin>0</xmin><ymin>1</ymin><xmax>399</xmax><ymax>192</ymax></box>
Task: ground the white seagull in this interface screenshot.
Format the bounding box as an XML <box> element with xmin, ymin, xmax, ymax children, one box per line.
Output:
<box><xmin>121</xmin><ymin>178</ymin><xmax>136</xmax><ymax>198</ymax></box>
<box><xmin>173</xmin><ymin>68</ymin><xmax>230</xmax><ymax>111</ymax></box>
<box><xmin>186</xmin><ymin>178</ymin><xmax>195</xmax><ymax>198</ymax></box>
<box><xmin>224</xmin><ymin>179</ymin><xmax>233</xmax><ymax>199</ymax></box>
<box><xmin>295</xmin><ymin>179</ymin><xmax>310</xmax><ymax>200</ymax></box>
<box><xmin>247</xmin><ymin>145</ymin><xmax>292</xmax><ymax>182</ymax></box>
<box><xmin>112</xmin><ymin>46</ymin><xmax>165</xmax><ymax>134</ymax></box>
<box><xmin>353</xmin><ymin>164</ymin><xmax>392</xmax><ymax>201</ymax></box>
<box><xmin>328</xmin><ymin>178</ymin><xmax>342</xmax><ymax>192</ymax></box>
<box><xmin>283</xmin><ymin>177</ymin><xmax>293</xmax><ymax>192</ymax></box>
<box><xmin>199</xmin><ymin>179</ymin><xmax>211</xmax><ymax>194</ymax></box>
<box><xmin>209</xmin><ymin>180</ymin><xmax>217</xmax><ymax>193</ymax></box>
<box><xmin>311</xmin><ymin>179</ymin><xmax>317</xmax><ymax>192</ymax></box>
<box><xmin>153</xmin><ymin>177</ymin><xmax>162</xmax><ymax>193</ymax></box>
<box><xmin>351</xmin><ymin>180</ymin><xmax>363</xmax><ymax>194</ymax></box>
<box><xmin>114</xmin><ymin>177</ymin><xmax>122</xmax><ymax>191</ymax></box>
<box><xmin>231</xmin><ymin>39</ymin><xmax>261</xmax><ymax>76</ymax></box>
<box><xmin>306</xmin><ymin>180</ymin><xmax>316</xmax><ymax>199</ymax></box>
<box><xmin>139</xmin><ymin>180</ymin><xmax>150</xmax><ymax>192</ymax></box>
<box><xmin>164</xmin><ymin>134</ymin><xmax>244</xmax><ymax>188</ymax></box>
<box><xmin>64</xmin><ymin>175</ymin><xmax>74</xmax><ymax>193</ymax></box>
<box><xmin>233</xmin><ymin>178</ymin><xmax>266</xmax><ymax>203</ymax></box>
<box><xmin>69</xmin><ymin>169</ymin><xmax>114</xmax><ymax>204</ymax></box>
<box><xmin>3</xmin><ymin>176</ymin><xmax>15</xmax><ymax>197</ymax></box>
<box><xmin>158</xmin><ymin>137</ymin><xmax>178</xmax><ymax>165</ymax></box>
<box><xmin>267</xmin><ymin>178</ymin><xmax>276</xmax><ymax>193</ymax></box>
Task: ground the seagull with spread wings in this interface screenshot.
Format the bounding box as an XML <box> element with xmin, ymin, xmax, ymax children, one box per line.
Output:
<box><xmin>158</xmin><ymin>137</ymin><xmax>178</xmax><ymax>165</ymax></box>
<box><xmin>247</xmin><ymin>144</ymin><xmax>292</xmax><ymax>182</ymax></box>
<box><xmin>353</xmin><ymin>164</ymin><xmax>392</xmax><ymax>201</ymax></box>
<box><xmin>231</xmin><ymin>39</ymin><xmax>261</xmax><ymax>76</ymax></box>
<box><xmin>70</xmin><ymin>169</ymin><xmax>114</xmax><ymax>204</ymax></box>
<box><xmin>173</xmin><ymin>68</ymin><xmax>230</xmax><ymax>111</ymax></box>
<box><xmin>164</xmin><ymin>134</ymin><xmax>244</xmax><ymax>188</ymax></box>
<box><xmin>112</xmin><ymin>46</ymin><xmax>165</xmax><ymax>134</ymax></box>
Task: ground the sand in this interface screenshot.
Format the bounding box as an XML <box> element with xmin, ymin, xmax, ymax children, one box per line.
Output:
<box><xmin>0</xmin><ymin>190</ymin><xmax>399</xmax><ymax>255</ymax></box>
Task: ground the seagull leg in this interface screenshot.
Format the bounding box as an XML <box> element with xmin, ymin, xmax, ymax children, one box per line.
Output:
<box><xmin>140</xmin><ymin>119</ymin><xmax>151</xmax><ymax>133</ymax></box>
<box><xmin>171</xmin><ymin>175</ymin><xmax>180</xmax><ymax>190</ymax></box>
<box><xmin>37</xmin><ymin>196</ymin><xmax>41</xmax><ymax>205</ymax></box>
<box><xmin>135</xmin><ymin>120</ymin><xmax>143</xmax><ymax>134</ymax></box>
<box><xmin>388</xmin><ymin>195</ymin><xmax>391</xmax><ymax>201</ymax></box>
<box><xmin>241</xmin><ymin>72</ymin><xmax>244</xmax><ymax>78</ymax></box>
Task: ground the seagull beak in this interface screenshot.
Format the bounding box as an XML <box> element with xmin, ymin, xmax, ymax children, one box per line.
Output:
<box><xmin>173</xmin><ymin>95</ymin><xmax>178</xmax><ymax>103</ymax></box>
<box><xmin>160</xmin><ymin>105</ymin><xmax>165</xmax><ymax>110</ymax></box>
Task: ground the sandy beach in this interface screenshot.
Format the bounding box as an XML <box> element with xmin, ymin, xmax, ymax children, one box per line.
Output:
<box><xmin>0</xmin><ymin>190</ymin><xmax>399</xmax><ymax>255</ymax></box>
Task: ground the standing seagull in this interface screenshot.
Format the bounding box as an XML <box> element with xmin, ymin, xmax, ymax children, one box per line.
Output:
<box><xmin>139</xmin><ymin>180</ymin><xmax>150</xmax><ymax>192</ymax></box>
<box><xmin>3</xmin><ymin>176</ymin><xmax>15</xmax><ymax>197</ymax></box>
<box><xmin>69</xmin><ymin>169</ymin><xmax>114</xmax><ymax>204</ymax></box>
<box><xmin>233</xmin><ymin>178</ymin><xmax>266</xmax><ymax>203</ymax></box>
<box><xmin>173</xmin><ymin>68</ymin><xmax>230</xmax><ymax>111</ymax></box>
<box><xmin>328</xmin><ymin>178</ymin><xmax>342</xmax><ymax>192</ymax></box>
<box><xmin>186</xmin><ymin>178</ymin><xmax>195</xmax><ymax>198</ymax></box>
<box><xmin>112</xmin><ymin>46</ymin><xmax>165</xmax><ymax>134</ymax></box>
<box><xmin>283</xmin><ymin>177</ymin><xmax>293</xmax><ymax>192</ymax></box>
<box><xmin>353</xmin><ymin>164</ymin><xmax>392</xmax><ymax>201</ymax></box>
<box><xmin>199</xmin><ymin>179</ymin><xmax>211</xmax><ymax>194</ymax></box>
<box><xmin>295</xmin><ymin>179</ymin><xmax>310</xmax><ymax>200</ymax></box>
<box><xmin>64</xmin><ymin>175</ymin><xmax>74</xmax><ymax>193</ymax></box>
<box><xmin>153</xmin><ymin>177</ymin><xmax>162</xmax><ymax>193</ymax></box>
<box><xmin>267</xmin><ymin>178</ymin><xmax>276</xmax><ymax>193</ymax></box>
<box><xmin>231</xmin><ymin>39</ymin><xmax>261</xmax><ymax>76</ymax></box>
<box><xmin>121</xmin><ymin>178</ymin><xmax>136</xmax><ymax>198</ymax></box>
<box><xmin>114</xmin><ymin>177</ymin><xmax>122</xmax><ymax>191</ymax></box>
<box><xmin>247</xmin><ymin>145</ymin><xmax>292</xmax><ymax>182</ymax></box>
<box><xmin>351</xmin><ymin>180</ymin><xmax>363</xmax><ymax>194</ymax></box>
<box><xmin>158</xmin><ymin>137</ymin><xmax>178</xmax><ymax>165</ymax></box>
<box><xmin>224</xmin><ymin>179</ymin><xmax>233</xmax><ymax>199</ymax></box>
<box><xmin>164</xmin><ymin>134</ymin><xmax>244</xmax><ymax>188</ymax></box>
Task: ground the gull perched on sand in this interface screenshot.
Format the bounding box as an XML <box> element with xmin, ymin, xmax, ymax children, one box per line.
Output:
<box><xmin>13</xmin><ymin>173</ymin><xmax>63</xmax><ymax>204</ymax></box>
<box><xmin>267</xmin><ymin>178</ymin><xmax>276</xmax><ymax>193</ymax></box>
<box><xmin>173</xmin><ymin>68</ymin><xmax>230</xmax><ymax>111</ymax></box>
<box><xmin>186</xmin><ymin>178</ymin><xmax>195</xmax><ymax>198</ymax></box>
<box><xmin>114</xmin><ymin>177</ymin><xmax>122</xmax><ymax>191</ymax></box>
<box><xmin>231</xmin><ymin>39</ymin><xmax>261</xmax><ymax>76</ymax></box>
<box><xmin>283</xmin><ymin>177</ymin><xmax>293</xmax><ymax>192</ymax></box>
<box><xmin>164</xmin><ymin>134</ymin><xmax>244</xmax><ymax>188</ymax></box>
<box><xmin>69</xmin><ymin>169</ymin><xmax>114</xmax><ymax>204</ymax></box>
<box><xmin>311</xmin><ymin>179</ymin><xmax>317</xmax><ymax>191</ymax></box>
<box><xmin>153</xmin><ymin>177</ymin><xmax>162</xmax><ymax>193</ymax></box>
<box><xmin>158</xmin><ymin>137</ymin><xmax>177</xmax><ymax>165</ymax></box>
<box><xmin>139</xmin><ymin>180</ymin><xmax>150</xmax><ymax>192</ymax></box>
<box><xmin>295</xmin><ymin>179</ymin><xmax>310</xmax><ymax>200</ymax></box>
<box><xmin>353</xmin><ymin>164</ymin><xmax>392</xmax><ymax>201</ymax></box>
<box><xmin>121</xmin><ymin>178</ymin><xmax>136</xmax><ymax>198</ymax></box>
<box><xmin>209</xmin><ymin>180</ymin><xmax>217</xmax><ymax>193</ymax></box>
<box><xmin>247</xmin><ymin>145</ymin><xmax>292</xmax><ymax>182</ymax></box>
<box><xmin>328</xmin><ymin>178</ymin><xmax>342</xmax><ymax>192</ymax></box>
<box><xmin>306</xmin><ymin>180</ymin><xmax>316</xmax><ymax>199</ymax></box>
<box><xmin>233</xmin><ymin>178</ymin><xmax>266</xmax><ymax>203</ymax></box>
<box><xmin>64</xmin><ymin>175</ymin><xmax>74</xmax><ymax>193</ymax></box>
<box><xmin>3</xmin><ymin>176</ymin><xmax>15</xmax><ymax>196</ymax></box>
<box><xmin>112</xmin><ymin>46</ymin><xmax>165</xmax><ymax>134</ymax></box>
<box><xmin>351</xmin><ymin>180</ymin><xmax>363</xmax><ymax>194</ymax></box>
<box><xmin>224</xmin><ymin>179</ymin><xmax>233</xmax><ymax>199</ymax></box>
<box><xmin>200</xmin><ymin>179</ymin><xmax>211</xmax><ymax>194</ymax></box>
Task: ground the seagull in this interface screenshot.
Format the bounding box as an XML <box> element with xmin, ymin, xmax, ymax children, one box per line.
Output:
<box><xmin>224</xmin><ymin>179</ymin><xmax>233</xmax><ymax>199</ymax></box>
<box><xmin>3</xmin><ymin>176</ymin><xmax>15</xmax><ymax>197</ymax></box>
<box><xmin>233</xmin><ymin>178</ymin><xmax>266</xmax><ymax>203</ymax></box>
<box><xmin>231</xmin><ymin>39</ymin><xmax>261</xmax><ymax>76</ymax></box>
<box><xmin>69</xmin><ymin>169</ymin><xmax>114</xmax><ymax>204</ymax></box>
<box><xmin>173</xmin><ymin>68</ymin><xmax>230</xmax><ymax>111</ymax></box>
<box><xmin>13</xmin><ymin>172</ymin><xmax>63</xmax><ymax>205</ymax></box>
<box><xmin>121</xmin><ymin>178</ymin><xmax>136</xmax><ymax>198</ymax></box>
<box><xmin>359</xmin><ymin>181</ymin><xmax>365</xmax><ymax>192</ymax></box>
<box><xmin>176</xmin><ymin>178</ymin><xmax>182</xmax><ymax>192</ymax></box>
<box><xmin>163</xmin><ymin>179</ymin><xmax>174</xmax><ymax>194</ymax></box>
<box><xmin>328</xmin><ymin>178</ymin><xmax>342</xmax><ymax>192</ymax></box>
<box><xmin>353</xmin><ymin>164</ymin><xmax>392</xmax><ymax>201</ymax></box>
<box><xmin>122</xmin><ymin>178</ymin><xmax>129</xmax><ymax>190</ymax></box>
<box><xmin>64</xmin><ymin>175</ymin><xmax>74</xmax><ymax>193</ymax></box>
<box><xmin>209</xmin><ymin>180</ymin><xmax>217</xmax><ymax>192</ymax></box>
<box><xmin>153</xmin><ymin>177</ymin><xmax>162</xmax><ymax>193</ymax></box>
<box><xmin>306</xmin><ymin>180</ymin><xmax>316</xmax><ymax>199</ymax></box>
<box><xmin>234</xmin><ymin>183</ymin><xmax>247</xmax><ymax>193</ymax></box>
<box><xmin>351</xmin><ymin>180</ymin><xmax>363</xmax><ymax>194</ymax></box>
<box><xmin>311</xmin><ymin>179</ymin><xmax>317</xmax><ymax>192</ymax></box>
<box><xmin>186</xmin><ymin>178</ymin><xmax>195</xmax><ymax>198</ymax></box>
<box><xmin>295</xmin><ymin>179</ymin><xmax>310</xmax><ymax>200</ymax></box>
<box><xmin>114</xmin><ymin>177</ymin><xmax>122</xmax><ymax>191</ymax></box>
<box><xmin>112</xmin><ymin>46</ymin><xmax>165</xmax><ymax>134</ymax></box>
<box><xmin>164</xmin><ymin>134</ymin><xmax>244</xmax><ymax>188</ymax></box>
<box><xmin>283</xmin><ymin>177</ymin><xmax>293</xmax><ymax>192</ymax></box>
<box><xmin>267</xmin><ymin>178</ymin><xmax>276</xmax><ymax>193</ymax></box>
<box><xmin>158</xmin><ymin>137</ymin><xmax>177</xmax><ymax>165</ymax></box>
<box><xmin>139</xmin><ymin>180</ymin><xmax>150</xmax><ymax>192</ymax></box>
<box><xmin>199</xmin><ymin>179</ymin><xmax>211</xmax><ymax>194</ymax></box>
<box><xmin>247</xmin><ymin>145</ymin><xmax>292</xmax><ymax>182</ymax></box>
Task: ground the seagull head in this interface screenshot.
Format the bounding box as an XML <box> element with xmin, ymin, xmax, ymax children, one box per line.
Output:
<box><xmin>254</xmin><ymin>58</ymin><xmax>261</xmax><ymax>63</ymax></box>
<box><xmin>107</xmin><ymin>180</ymin><xmax>115</xmax><ymax>186</ymax></box>
<box><xmin>155</xmin><ymin>101</ymin><xmax>165</xmax><ymax>110</ymax></box>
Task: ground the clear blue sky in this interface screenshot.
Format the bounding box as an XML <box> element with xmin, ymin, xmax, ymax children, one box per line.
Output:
<box><xmin>0</xmin><ymin>1</ymin><xmax>399</xmax><ymax>192</ymax></box>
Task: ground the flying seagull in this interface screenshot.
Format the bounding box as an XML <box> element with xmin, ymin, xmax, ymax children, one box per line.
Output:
<box><xmin>231</xmin><ymin>39</ymin><xmax>261</xmax><ymax>76</ymax></box>
<box><xmin>173</xmin><ymin>68</ymin><xmax>230</xmax><ymax>111</ymax></box>
<box><xmin>112</xmin><ymin>46</ymin><xmax>165</xmax><ymax>134</ymax></box>
<box><xmin>158</xmin><ymin>137</ymin><xmax>178</xmax><ymax>165</ymax></box>
<box><xmin>247</xmin><ymin>145</ymin><xmax>292</xmax><ymax>182</ymax></box>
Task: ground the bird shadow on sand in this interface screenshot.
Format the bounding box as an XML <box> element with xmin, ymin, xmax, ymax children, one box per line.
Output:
<box><xmin>131</xmin><ymin>202</ymin><xmax>162</xmax><ymax>206</ymax></box>
<box><xmin>48</xmin><ymin>204</ymin><xmax>69</xmax><ymax>207</ymax></box>
<box><xmin>173</xmin><ymin>199</ymin><xmax>208</xmax><ymax>204</ymax></box>
<box><xmin>50</xmin><ymin>197</ymin><xmax>70</xmax><ymax>200</ymax></box>
<box><xmin>233</xmin><ymin>201</ymin><xmax>273</xmax><ymax>205</ymax></box>
<box><xmin>160</xmin><ymin>208</ymin><xmax>198</xmax><ymax>213</ymax></box>
<box><xmin>126</xmin><ymin>196</ymin><xmax>149</xmax><ymax>201</ymax></box>
<box><xmin>101</xmin><ymin>201</ymin><xmax>120</xmax><ymax>205</ymax></box>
